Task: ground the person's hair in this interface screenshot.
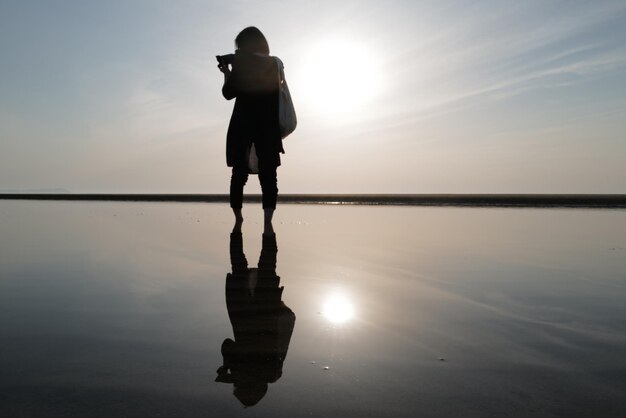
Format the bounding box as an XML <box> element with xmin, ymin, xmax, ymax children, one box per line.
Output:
<box><xmin>235</xmin><ymin>26</ymin><xmax>270</xmax><ymax>55</ymax></box>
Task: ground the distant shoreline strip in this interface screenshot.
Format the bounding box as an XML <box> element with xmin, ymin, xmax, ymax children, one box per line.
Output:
<box><xmin>1</xmin><ymin>194</ymin><xmax>626</xmax><ymax>208</ymax></box>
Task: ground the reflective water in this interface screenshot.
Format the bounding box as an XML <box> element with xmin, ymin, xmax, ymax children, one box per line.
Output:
<box><xmin>1</xmin><ymin>201</ymin><xmax>625</xmax><ymax>417</ymax></box>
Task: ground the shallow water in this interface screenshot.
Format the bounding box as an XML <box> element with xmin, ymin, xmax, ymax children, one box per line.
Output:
<box><xmin>1</xmin><ymin>201</ymin><xmax>625</xmax><ymax>417</ymax></box>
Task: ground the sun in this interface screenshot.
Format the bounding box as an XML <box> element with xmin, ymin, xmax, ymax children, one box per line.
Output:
<box><xmin>322</xmin><ymin>292</ymin><xmax>355</xmax><ymax>324</ymax></box>
<box><xmin>298</xmin><ymin>38</ymin><xmax>381</xmax><ymax>117</ymax></box>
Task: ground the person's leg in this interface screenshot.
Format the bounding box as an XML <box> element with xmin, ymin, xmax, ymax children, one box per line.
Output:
<box><xmin>263</xmin><ymin>208</ymin><xmax>274</xmax><ymax>235</ymax></box>
<box><xmin>258</xmin><ymin>159</ymin><xmax>278</xmax><ymax>235</ymax></box>
<box><xmin>230</xmin><ymin>165</ymin><xmax>248</xmax><ymax>231</ymax></box>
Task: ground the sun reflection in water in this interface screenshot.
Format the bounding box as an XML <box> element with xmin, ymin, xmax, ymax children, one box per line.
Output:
<box><xmin>322</xmin><ymin>292</ymin><xmax>355</xmax><ymax>324</ymax></box>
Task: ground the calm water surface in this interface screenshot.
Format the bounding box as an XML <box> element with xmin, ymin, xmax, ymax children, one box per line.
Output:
<box><xmin>1</xmin><ymin>201</ymin><xmax>625</xmax><ymax>417</ymax></box>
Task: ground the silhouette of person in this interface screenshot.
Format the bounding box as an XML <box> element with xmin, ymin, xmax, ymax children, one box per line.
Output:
<box><xmin>215</xmin><ymin>230</ymin><xmax>296</xmax><ymax>407</ymax></box>
<box><xmin>218</xmin><ymin>27</ymin><xmax>284</xmax><ymax>235</ymax></box>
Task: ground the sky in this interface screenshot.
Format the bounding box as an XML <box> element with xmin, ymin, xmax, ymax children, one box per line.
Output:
<box><xmin>1</xmin><ymin>0</ymin><xmax>625</xmax><ymax>194</ymax></box>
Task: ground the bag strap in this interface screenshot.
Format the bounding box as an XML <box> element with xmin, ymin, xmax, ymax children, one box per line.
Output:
<box><xmin>274</xmin><ymin>57</ymin><xmax>286</xmax><ymax>88</ymax></box>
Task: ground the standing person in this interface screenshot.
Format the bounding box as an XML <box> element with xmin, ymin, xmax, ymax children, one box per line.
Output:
<box><xmin>218</xmin><ymin>27</ymin><xmax>284</xmax><ymax>235</ymax></box>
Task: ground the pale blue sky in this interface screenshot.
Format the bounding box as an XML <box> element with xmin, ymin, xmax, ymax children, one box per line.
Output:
<box><xmin>1</xmin><ymin>0</ymin><xmax>625</xmax><ymax>193</ymax></box>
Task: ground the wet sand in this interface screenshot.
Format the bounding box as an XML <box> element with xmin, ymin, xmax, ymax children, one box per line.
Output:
<box><xmin>1</xmin><ymin>201</ymin><xmax>625</xmax><ymax>417</ymax></box>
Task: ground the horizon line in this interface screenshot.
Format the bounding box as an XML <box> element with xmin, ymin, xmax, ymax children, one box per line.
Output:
<box><xmin>1</xmin><ymin>193</ymin><xmax>625</xmax><ymax>208</ymax></box>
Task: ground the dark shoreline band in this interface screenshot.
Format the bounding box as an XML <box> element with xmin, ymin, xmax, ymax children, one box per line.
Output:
<box><xmin>1</xmin><ymin>194</ymin><xmax>625</xmax><ymax>208</ymax></box>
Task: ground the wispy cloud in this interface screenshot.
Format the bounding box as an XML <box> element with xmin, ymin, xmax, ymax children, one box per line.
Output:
<box><xmin>363</xmin><ymin>1</ymin><xmax>626</xmax><ymax>133</ymax></box>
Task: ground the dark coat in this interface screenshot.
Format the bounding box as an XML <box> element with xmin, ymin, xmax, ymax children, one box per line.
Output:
<box><xmin>223</xmin><ymin>51</ymin><xmax>284</xmax><ymax>168</ymax></box>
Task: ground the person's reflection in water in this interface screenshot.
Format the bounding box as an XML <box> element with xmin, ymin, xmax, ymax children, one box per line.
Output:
<box><xmin>216</xmin><ymin>230</ymin><xmax>296</xmax><ymax>407</ymax></box>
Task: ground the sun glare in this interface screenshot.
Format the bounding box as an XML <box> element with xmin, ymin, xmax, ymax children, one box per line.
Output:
<box><xmin>299</xmin><ymin>38</ymin><xmax>381</xmax><ymax>116</ymax></box>
<box><xmin>322</xmin><ymin>292</ymin><xmax>355</xmax><ymax>324</ymax></box>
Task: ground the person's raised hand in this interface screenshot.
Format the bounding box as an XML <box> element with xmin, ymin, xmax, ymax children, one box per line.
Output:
<box><xmin>218</xmin><ymin>63</ymin><xmax>231</xmax><ymax>75</ymax></box>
